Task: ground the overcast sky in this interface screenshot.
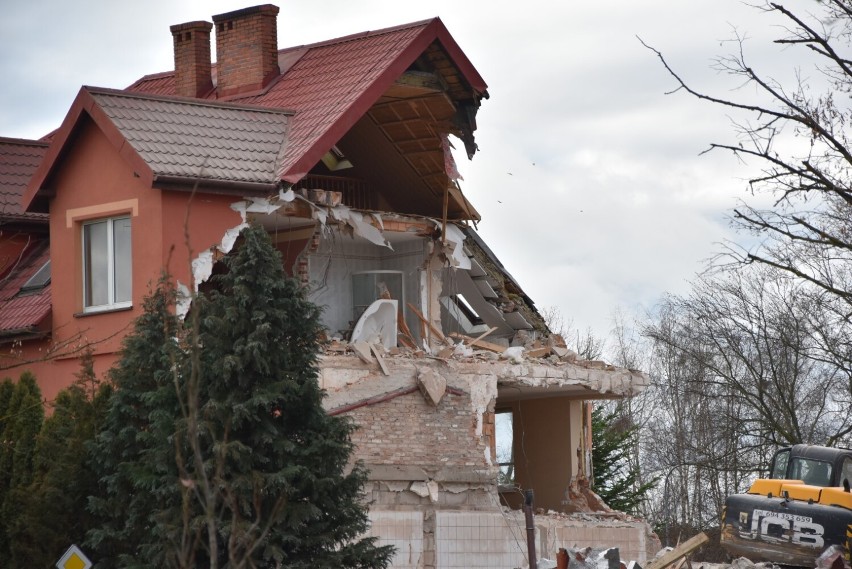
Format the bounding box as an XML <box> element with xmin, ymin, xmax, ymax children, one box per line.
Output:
<box><xmin>0</xmin><ymin>0</ymin><xmax>811</xmax><ymax>343</ymax></box>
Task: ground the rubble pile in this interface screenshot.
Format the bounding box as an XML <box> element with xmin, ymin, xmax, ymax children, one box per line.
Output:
<box><xmin>533</xmin><ymin>546</ymin><xmax>625</xmax><ymax>569</ymax></box>
<box><xmin>626</xmin><ymin>542</ymin><xmax>852</xmax><ymax>569</ymax></box>
<box><xmin>321</xmin><ymin>329</ymin><xmax>639</xmax><ymax>375</ymax></box>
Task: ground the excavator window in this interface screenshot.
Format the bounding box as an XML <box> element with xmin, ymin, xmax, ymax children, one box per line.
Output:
<box><xmin>790</xmin><ymin>457</ymin><xmax>832</xmax><ymax>486</ymax></box>
<box><xmin>841</xmin><ymin>458</ymin><xmax>852</xmax><ymax>489</ymax></box>
<box><xmin>770</xmin><ymin>449</ymin><xmax>789</xmax><ymax>479</ymax></box>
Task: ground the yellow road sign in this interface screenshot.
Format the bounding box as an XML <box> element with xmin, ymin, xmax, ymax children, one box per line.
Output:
<box><xmin>56</xmin><ymin>544</ymin><xmax>92</xmax><ymax>569</ymax></box>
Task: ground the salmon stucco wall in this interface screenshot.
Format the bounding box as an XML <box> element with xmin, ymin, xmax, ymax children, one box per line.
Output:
<box><xmin>47</xmin><ymin>116</ymin><xmax>163</xmax><ymax>356</ymax></box>
<box><xmin>33</xmin><ymin>115</ymin><xmax>242</xmax><ymax>401</ymax></box>
<box><xmin>159</xmin><ymin>190</ymin><xmax>243</xmax><ymax>288</ymax></box>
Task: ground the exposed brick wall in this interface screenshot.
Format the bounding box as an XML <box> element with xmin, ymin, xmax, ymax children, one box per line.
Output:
<box><xmin>482</xmin><ymin>410</ymin><xmax>495</xmax><ymax>463</ymax></box>
<box><xmin>170</xmin><ymin>21</ymin><xmax>213</xmax><ymax>98</ymax></box>
<box><xmin>213</xmin><ymin>5</ymin><xmax>280</xmax><ymax>97</ymax></box>
<box><xmin>346</xmin><ymin>391</ymin><xmax>488</xmax><ymax>468</ymax></box>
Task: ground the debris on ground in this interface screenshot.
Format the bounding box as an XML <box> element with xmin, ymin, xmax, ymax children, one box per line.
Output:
<box><xmin>321</xmin><ymin>329</ymin><xmax>635</xmax><ymax>373</ymax></box>
<box><xmin>535</xmin><ymin>546</ymin><xmax>621</xmax><ymax>569</ymax></box>
<box><xmin>816</xmin><ymin>545</ymin><xmax>851</xmax><ymax>569</ymax></box>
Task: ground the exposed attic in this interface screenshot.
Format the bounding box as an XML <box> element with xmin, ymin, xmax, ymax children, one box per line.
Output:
<box><xmin>295</xmin><ymin>41</ymin><xmax>484</xmax><ymax>222</ymax></box>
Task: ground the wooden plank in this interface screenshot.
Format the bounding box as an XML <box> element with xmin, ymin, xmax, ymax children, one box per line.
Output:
<box><xmin>371</xmin><ymin>343</ymin><xmax>390</xmax><ymax>376</ymax></box>
<box><xmin>646</xmin><ymin>533</ymin><xmax>708</xmax><ymax>569</ymax></box>
<box><xmin>526</xmin><ymin>347</ymin><xmax>551</xmax><ymax>358</ymax></box>
<box><xmin>437</xmin><ymin>346</ymin><xmax>454</xmax><ymax>359</ymax></box>
<box><xmin>406</xmin><ymin>303</ymin><xmax>449</xmax><ymax>345</ymax></box>
<box><xmin>468</xmin><ymin>326</ymin><xmax>497</xmax><ymax>346</ymax></box>
<box><xmin>449</xmin><ymin>333</ymin><xmax>506</xmax><ymax>354</ymax></box>
<box><xmin>397</xmin><ymin>307</ymin><xmax>417</xmax><ymax>348</ymax></box>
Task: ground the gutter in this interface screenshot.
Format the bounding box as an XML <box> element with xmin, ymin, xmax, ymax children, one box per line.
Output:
<box><xmin>152</xmin><ymin>175</ymin><xmax>281</xmax><ymax>196</ymax></box>
<box><xmin>0</xmin><ymin>327</ymin><xmax>49</xmax><ymax>344</ymax></box>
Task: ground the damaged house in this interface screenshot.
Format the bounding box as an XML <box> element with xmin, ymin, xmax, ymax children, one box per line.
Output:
<box><xmin>0</xmin><ymin>5</ymin><xmax>655</xmax><ymax>567</ymax></box>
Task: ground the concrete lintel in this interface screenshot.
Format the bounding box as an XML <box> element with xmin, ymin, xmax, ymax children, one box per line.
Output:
<box><xmin>456</xmin><ymin>360</ymin><xmax>649</xmax><ymax>398</ymax></box>
<box><xmin>434</xmin><ymin>466</ymin><xmax>496</xmax><ymax>483</ymax></box>
<box><xmin>365</xmin><ymin>464</ymin><xmax>430</xmax><ymax>481</ymax></box>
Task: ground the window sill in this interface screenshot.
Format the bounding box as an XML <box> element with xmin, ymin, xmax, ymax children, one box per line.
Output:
<box><xmin>74</xmin><ymin>305</ymin><xmax>133</xmax><ymax>318</ymax></box>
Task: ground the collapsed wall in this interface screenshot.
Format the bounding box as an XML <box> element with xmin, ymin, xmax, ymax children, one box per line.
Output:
<box><xmin>319</xmin><ymin>351</ymin><xmax>655</xmax><ymax>569</ymax></box>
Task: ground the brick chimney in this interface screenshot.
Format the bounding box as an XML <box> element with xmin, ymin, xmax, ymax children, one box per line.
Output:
<box><xmin>170</xmin><ymin>21</ymin><xmax>214</xmax><ymax>98</ymax></box>
<box><xmin>212</xmin><ymin>5</ymin><xmax>280</xmax><ymax>97</ymax></box>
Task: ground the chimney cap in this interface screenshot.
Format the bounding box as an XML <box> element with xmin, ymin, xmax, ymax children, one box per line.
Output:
<box><xmin>170</xmin><ymin>20</ymin><xmax>213</xmax><ymax>34</ymax></box>
<box><xmin>212</xmin><ymin>4</ymin><xmax>279</xmax><ymax>23</ymax></box>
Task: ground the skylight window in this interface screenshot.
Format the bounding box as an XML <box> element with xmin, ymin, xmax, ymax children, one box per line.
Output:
<box><xmin>19</xmin><ymin>260</ymin><xmax>51</xmax><ymax>294</ymax></box>
<box><xmin>320</xmin><ymin>146</ymin><xmax>354</xmax><ymax>171</ymax></box>
<box><xmin>450</xmin><ymin>294</ymin><xmax>483</xmax><ymax>326</ymax></box>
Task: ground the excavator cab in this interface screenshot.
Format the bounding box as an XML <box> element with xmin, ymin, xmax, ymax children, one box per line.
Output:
<box><xmin>721</xmin><ymin>445</ymin><xmax>852</xmax><ymax>566</ymax></box>
<box><xmin>768</xmin><ymin>445</ymin><xmax>852</xmax><ymax>487</ymax></box>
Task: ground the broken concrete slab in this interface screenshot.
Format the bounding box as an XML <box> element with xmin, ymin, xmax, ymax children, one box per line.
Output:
<box><xmin>409</xmin><ymin>481</ymin><xmax>430</xmax><ymax>498</ymax></box>
<box><xmin>426</xmin><ymin>480</ymin><xmax>439</xmax><ymax>503</ymax></box>
<box><xmin>351</xmin><ymin>341</ymin><xmax>374</xmax><ymax>364</ymax></box>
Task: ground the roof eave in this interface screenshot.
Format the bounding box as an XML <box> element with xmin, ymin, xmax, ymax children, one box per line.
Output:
<box><xmin>152</xmin><ymin>175</ymin><xmax>280</xmax><ymax>196</ymax></box>
<box><xmin>0</xmin><ymin>327</ymin><xmax>50</xmax><ymax>344</ymax></box>
<box><xmin>21</xmin><ymin>87</ymin><xmax>155</xmax><ymax>213</ymax></box>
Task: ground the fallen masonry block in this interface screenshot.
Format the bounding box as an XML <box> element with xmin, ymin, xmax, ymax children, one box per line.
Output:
<box><xmin>417</xmin><ymin>369</ymin><xmax>447</xmax><ymax>406</ymax></box>
<box><xmin>351</xmin><ymin>341</ymin><xmax>373</xmax><ymax>364</ymax></box>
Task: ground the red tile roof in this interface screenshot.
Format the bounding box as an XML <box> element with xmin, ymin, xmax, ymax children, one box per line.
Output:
<box><xmin>0</xmin><ymin>138</ymin><xmax>48</xmax><ymax>222</ymax></box>
<box><xmin>26</xmin><ymin>18</ymin><xmax>487</xmax><ymax>212</ymax></box>
<box><xmin>0</xmin><ymin>242</ymin><xmax>51</xmax><ymax>334</ymax></box>
<box><xmin>128</xmin><ymin>18</ymin><xmax>488</xmax><ymax>183</ymax></box>
<box><xmin>90</xmin><ymin>89</ymin><xmax>292</xmax><ymax>185</ymax></box>
<box><xmin>23</xmin><ymin>87</ymin><xmax>294</xmax><ymax>210</ymax></box>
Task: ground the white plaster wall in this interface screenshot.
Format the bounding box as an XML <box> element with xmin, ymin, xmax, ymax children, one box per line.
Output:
<box><xmin>435</xmin><ymin>512</ymin><xmax>528</xmax><ymax>568</ymax></box>
<box><xmin>541</xmin><ymin>523</ymin><xmax>649</xmax><ymax>565</ymax></box>
<box><xmin>568</xmin><ymin>399</ymin><xmax>584</xmax><ymax>479</ymax></box>
<box><xmin>308</xmin><ymin>234</ymin><xmax>380</xmax><ymax>336</ymax></box>
<box><xmin>367</xmin><ymin>511</ymin><xmax>424</xmax><ymax>569</ymax></box>
<box><xmin>433</xmin><ymin>511</ymin><xmax>651</xmax><ymax>568</ymax></box>
<box><xmin>308</xmin><ymin>232</ymin><xmax>426</xmax><ymax>339</ymax></box>
<box><xmin>380</xmin><ymin>238</ymin><xmax>426</xmax><ymax>341</ymax></box>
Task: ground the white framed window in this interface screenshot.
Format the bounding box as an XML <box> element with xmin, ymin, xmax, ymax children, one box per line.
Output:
<box><xmin>82</xmin><ymin>216</ymin><xmax>131</xmax><ymax>312</ymax></box>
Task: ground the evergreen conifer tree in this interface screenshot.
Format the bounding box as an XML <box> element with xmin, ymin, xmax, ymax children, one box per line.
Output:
<box><xmin>0</xmin><ymin>372</ymin><xmax>44</xmax><ymax>559</ymax></box>
<box><xmin>87</xmin><ymin>279</ymin><xmax>184</xmax><ymax>568</ymax></box>
<box><xmin>187</xmin><ymin>224</ymin><xmax>392</xmax><ymax>568</ymax></box>
<box><xmin>0</xmin><ymin>377</ymin><xmax>15</xmax><ymax>500</ymax></box>
<box><xmin>9</xmin><ymin>354</ymin><xmax>112</xmax><ymax>567</ymax></box>
<box><xmin>0</xmin><ymin>378</ymin><xmax>14</xmax><ymax>430</ymax></box>
<box><xmin>88</xmin><ymin>228</ymin><xmax>392</xmax><ymax>568</ymax></box>
<box><xmin>591</xmin><ymin>403</ymin><xmax>655</xmax><ymax>515</ymax></box>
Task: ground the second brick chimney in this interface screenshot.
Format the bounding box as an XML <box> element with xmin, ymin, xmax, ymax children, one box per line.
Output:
<box><xmin>212</xmin><ymin>5</ymin><xmax>281</xmax><ymax>97</ymax></box>
<box><xmin>170</xmin><ymin>21</ymin><xmax>214</xmax><ymax>98</ymax></box>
